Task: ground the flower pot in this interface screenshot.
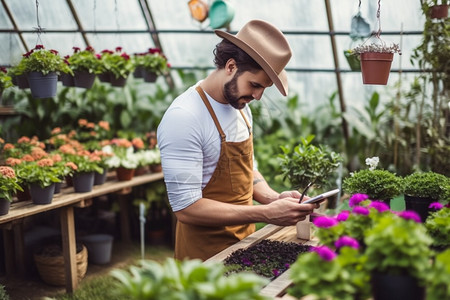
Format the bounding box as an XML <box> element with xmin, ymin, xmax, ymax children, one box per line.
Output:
<box><xmin>72</xmin><ymin>171</ymin><xmax>95</xmax><ymax>193</ymax></box>
<box><xmin>65</xmin><ymin>175</ymin><xmax>73</xmax><ymax>187</ymax></box>
<box><xmin>115</xmin><ymin>167</ymin><xmax>135</xmax><ymax>181</ymax></box>
<box><xmin>360</xmin><ymin>52</ymin><xmax>393</xmax><ymax>85</ymax></box>
<box><xmin>27</xmin><ymin>71</ymin><xmax>58</xmax><ymax>98</ymax></box>
<box><xmin>110</xmin><ymin>76</ymin><xmax>128</xmax><ymax>87</ymax></box>
<box><xmin>29</xmin><ymin>183</ymin><xmax>55</xmax><ymax>205</ymax></box>
<box><xmin>74</xmin><ymin>70</ymin><xmax>96</xmax><ymax>89</ymax></box>
<box><xmin>0</xmin><ymin>198</ymin><xmax>10</xmax><ymax>216</ymax></box>
<box><xmin>98</xmin><ymin>72</ymin><xmax>111</xmax><ymax>83</ymax></box>
<box><xmin>79</xmin><ymin>234</ymin><xmax>114</xmax><ymax>264</ymax></box>
<box><xmin>430</xmin><ymin>5</ymin><xmax>448</xmax><ymax>19</ymax></box>
<box><xmin>60</xmin><ymin>73</ymin><xmax>75</xmax><ymax>87</ymax></box>
<box><xmin>150</xmin><ymin>163</ymin><xmax>162</xmax><ymax>173</ymax></box>
<box><xmin>15</xmin><ymin>74</ymin><xmax>29</xmax><ymax>89</ymax></box>
<box><xmin>133</xmin><ymin>66</ymin><xmax>145</xmax><ymax>78</ymax></box>
<box><xmin>404</xmin><ymin>195</ymin><xmax>434</xmax><ymax>223</ymax></box>
<box><xmin>16</xmin><ymin>185</ymin><xmax>31</xmax><ymax>202</ymax></box>
<box><xmin>143</xmin><ymin>70</ymin><xmax>158</xmax><ymax>82</ymax></box>
<box><xmin>209</xmin><ymin>0</ymin><xmax>235</xmax><ymax>29</ymax></box>
<box><xmin>135</xmin><ymin>166</ymin><xmax>149</xmax><ymax>176</ymax></box>
<box><xmin>54</xmin><ymin>181</ymin><xmax>63</xmax><ymax>194</ymax></box>
<box><xmin>94</xmin><ymin>168</ymin><xmax>108</xmax><ymax>186</ymax></box>
<box><xmin>371</xmin><ymin>272</ymin><xmax>425</xmax><ymax>300</ymax></box>
<box><xmin>344</xmin><ymin>50</ymin><xmax>361</xmax><ymax>71</ymax></box>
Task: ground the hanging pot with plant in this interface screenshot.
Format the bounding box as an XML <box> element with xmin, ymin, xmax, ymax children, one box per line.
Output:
<box><xmin>428</xmin><ymin>0</ymin><xmax>449</xmax><ymax>19</ymax></box>
<box><xmin>352</xmin><ymin>1</ymin><xmax>402</xmax><ymax>85</ymax></box>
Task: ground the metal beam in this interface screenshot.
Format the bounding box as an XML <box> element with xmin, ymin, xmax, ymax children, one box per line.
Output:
<box><xmin>1</xmin><ymin>0</ymin><xmax>29</xmax><ymax>51</ymax></box>
<box><xmin>325</xmin><ymin>0</ymin><xmax>349</xmax><ymax>145</ymax></box>
<box><xmin>65</xmin><ymin>0</ymin><xmax>90</xmax><ymax>47</ymax></box>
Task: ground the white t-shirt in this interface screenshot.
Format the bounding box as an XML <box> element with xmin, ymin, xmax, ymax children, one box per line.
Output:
<box><xmin>157</xmin><ymin>84</ymin><xmax>254</xmax><ymax>212</ymax></box>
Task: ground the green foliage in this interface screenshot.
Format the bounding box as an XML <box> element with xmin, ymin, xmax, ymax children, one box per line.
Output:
<box><xmin>111</xmin><ymin>258</ymin><xmax>269</xmax><ymax>300</ymax></box>
<box><xmin>289</xmin><ymin>247</ymin><xmax>370</xmax><ymax>300</ymax></box>
<box><xmin>0</xmin><ymin>284</ymin><xmax>9</xmax><ymax>300</ymax></box>
<box><xmin>68</xmin><ymin>153</ymin><xmax>104</xmax><ymax>174</ymax></box>
<box><xmin>343</xmin><ymin>169</ymin><xmax>404</xmax><ymax>201</ymax></box>
<box><xmin>278</xmin><ymin>135</ymin><xmax>343</xmax><ymax>191</ymax></box>
<box><xmin>403</xmin><ymin>171</ymin><xmax>450</xmax><ymax>199</ymax></box>
<box><xmin>67</xmin><ymin>46</ymin><xmax>101</xmax><ymax>74</ymax></box>
<box><xmin>99</xmin><ymin>49</ymin><xmax>134</xmax><ymax>79</ymax></box>
<box><xmin>21</xmin><ymin>46</ymin><xmax>71</xmax><ymax>75</ymax></box>
<box><xmin>364</xmin><ymin>213</ymin><xmax>433</xmax><ymax>281</ymax></box>
<box><xmin>425</xmin><ymin>207</ymin><xmax>450</xmax><ymax>247</ymax></box>
<box><xmin>15</xmin><ymin>161</ymin><xmax>61</xmax><ymax>188</ymax></box>
<box><xmin>427</xmin><ymin>249</ymin><xmax>450</xmax><ymax>300</ymax></box>
<box><xmin>0</xmin><ymin>166</ymin><xmax>23</xmax><ymax>202</ymax></box>
<box><xmin>134</xmin><ymin>50</ymin><xmax>170</xmax><ymax>76</ymax></box>
<box><xmin>0</xmin><ymin>67</ymin><xmax>13</xmax><ymax>91</ymax></box>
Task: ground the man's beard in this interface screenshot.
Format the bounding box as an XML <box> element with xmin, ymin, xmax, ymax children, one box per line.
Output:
<box><xmin>223</xmin><ymin>73</ymin><xmax>253</xmax><ymax>110</ymax></box>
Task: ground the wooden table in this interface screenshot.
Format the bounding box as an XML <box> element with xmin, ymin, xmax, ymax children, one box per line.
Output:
<box><xmin>0</xmin><ymin>172</ymin><xmax>164</xmax><ymax>293</ymax></box>
<box><xmin>205</xmin><ymin>223</ymin><xmax>318</xmax><ymax>299</ymax></box>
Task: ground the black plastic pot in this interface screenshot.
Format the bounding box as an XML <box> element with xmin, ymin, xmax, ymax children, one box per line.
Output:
<box><xmin>371</xmin><ymin>272</ymin><xmax>425</xmax><ymax>300</ymax></box>
<box><xmin>404</xmin><ymin>195</ymin><xmax>434</xmax><ymax>223</ymax></box>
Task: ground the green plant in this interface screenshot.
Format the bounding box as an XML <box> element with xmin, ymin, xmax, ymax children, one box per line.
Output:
<box><xmin>352</xmin><ymin>41</ymin><xmax>402</xmax><ymax>54</ymax></box>
<box><xmin>403</xmin><ymin>171</ymin><xmax>449</xmax><ymax>200</ymax></box>
<box><xmin>111</xmin><ymin>258</ymin><xmax>269</xmax><ymax>300</ymax></box>
<box><xmin>134</xmin><ymin>48</ymin><xmax>170</xmax><ymax>76</ymax></box>
<box><xmin>103</xmin><ymin>138</ymin><xmax>139</xmax><ymax>169</ymax></box>
<box><xmin>21</xmin><ymin>45</ymin><xmax>72</xmax><ymax>75</ymax></box>
<box><xmin>427</xmin><ymin>249</ymin><xmax>450</xmax><ymax>300</ymax></box>
<box><xmin>364</xmin><ymin>212</ymin><xmax>433</xmax><ymax>281</ymax></box>
<box><xmin>67</xmin><ymin>46</ymin><xmax>100</xmax><ymax>74</ymax></box>
<box><xmin>15</xmin><ymin>158</ymin><xmax>61</xmax><ymax>188</ymax></box>
<box><xmin>343</xmin><ymin>157</ymin><xmax>404</xmax><ymax>201</ymax></box>
<box><xmin>425</xmin><ymin>206</ymin><xmax>450</xmax><ymax>248</ymax></box>
<box><xmin>278</xmin><ymin>135</ymin><xmax>343</xmax><ymax>191</ymax></box>
<box><xmin>288</xmin><ymin>246</ymin><xmax>370</xmax><ymax>300</ymax></box>
<box><xmin>66</xmin><ymin>152</ymin><xmax>104</xmax><ymax>174</ymax></box>
<box><xmin>0</xmin><ymin>67</ymin><xmax>13</xmax><ymax>92</ymax></box>
<box><xmin>0</xmin><ymin>284</ymin><xmax>9</xmax><ymax>300</ymax></box>
<box><xmin>99</xmin><ymin>47</ymin><xmax>134</xmax><ymax>79</ymax></box>
<box><xmin>0</xmin><ymin>166</ymin><xmax>23</xmax><ymax>202</ymax></box>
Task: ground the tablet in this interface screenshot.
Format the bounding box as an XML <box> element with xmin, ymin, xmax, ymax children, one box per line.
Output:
<box><xmin>301</xmin><ymin>189</ymin><xmax>340</xmax><ymax>204</ymax></box>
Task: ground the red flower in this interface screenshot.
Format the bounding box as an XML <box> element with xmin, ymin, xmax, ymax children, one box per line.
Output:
<box><xmin>34</xmin><ymin>45</ymin><xmax>45</xmax><ymax>50</ymax></box>
<box><xmin>72</xmin><ymin>46</ymin><xmax>81</xmax><ymax>53</ymax></box>
<box><xmin>149</xmin><ymin>48</ymin><xmax>161</xmax><ymax>54</ymax></box>
<box><xmin>115</xmin><ymin>46</ymin><xmax>122</xmax><ymax>52</ymax></box>
<box><xmin>121</xmin><ymin>53</ymin><xmax>130</xmax><ymax>60</ymax></box>
<box><xmin>0</xmin><ymin>67</ymin><xmax>7</xmax><ymax>74</ymax></box>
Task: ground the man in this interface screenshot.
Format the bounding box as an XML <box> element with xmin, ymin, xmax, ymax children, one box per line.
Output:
<box><xmin>157</xmin><ymin>19</ymin><xmax>318</xmax><ymax>260</ymax></box>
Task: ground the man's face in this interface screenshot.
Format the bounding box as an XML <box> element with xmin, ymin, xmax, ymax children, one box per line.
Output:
<box><xmin>223</xmin><ymin>69</ymin><xmax>272</xmax><ymax>110</ymax></box>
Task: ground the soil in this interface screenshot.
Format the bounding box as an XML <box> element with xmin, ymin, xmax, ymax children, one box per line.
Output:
<box><xmin>0</xmin><ymin>240</ymin><xmax>174</xmax><ymax>300</ymax></box>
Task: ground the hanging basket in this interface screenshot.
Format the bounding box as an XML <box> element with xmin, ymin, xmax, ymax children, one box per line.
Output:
<box><xmin>74</xmin><ymin>70</ymin><xmax>96</xmax><ymax>89</ymax></box>
<box><xmin>430</xmin><ymin>5</ymin><xmax>449</xmax><ymax>19</ymax></box>
<box><xmin>143</xmin><ymin>70</ymin><xmax>158</xmax><ymax>83</ymax></box>
<box><xmin>360</xmin><ymin>52</ymin><xmax>393</xmax><ymax>85</ymax></box>
<box><xmin>343</xmin><ymin>50</ymin><xmax>361</xmax><ymax>71</ymax></box>
<box><xmin>110</xmin><ymin>75</ymin><xmax>128</xmax><ymax>87</ymax></box>
<box><xmin>27</xmin><ymin>71</ymin><xmax>58</xmax><ymax>98</ymax></box>
<box><xmin>34</xmin><ymin>243</ymin><xmax>88</xmax><ymax>286</ymax></box>
<box><xmin>60</xmin><ymin>73</ymin><xmax>75</xmax><ymax>87</ymax></box>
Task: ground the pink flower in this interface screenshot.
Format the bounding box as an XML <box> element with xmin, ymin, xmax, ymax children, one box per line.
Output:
<box><xmin>313</xmin><ymin>216</ymin><xmax>338</xmax><ymax>228</ymax></box>
<box><xmin>336</xmin><ymin>210</ymin><xmax>350</xmax><ymax>222</ymax></box>
<box><xmin>335</xmin><ymin>236</ymin><xmax>360</xmax><ymax>250</ymax></box>
<box><xmin>429</xmin><ymin>202</ymin><xmax>443</xmax><ymax>210</ymax></box>
<box><xmin>312</xmin><ymin>246</ymin><xmax>336</xmax><ymax>261</ymax></box>
<box><xmin>349</xmin><ymin>193</ymin><xmax>369</xmax><ymax>207</ymax></box>
<box><xmin>352</xmin><ymin>206</ymin><xmax>369</xmax><ymax>215</ymax></box>
<box><xmin>368</xmin><ymin>201</ymin><xmax>390</xmax><ymax>212</ymax></box>
<box><xmin>398</xmin><ymin>211</ymin><xmax>421</xmax><ymax>223</ymax></box>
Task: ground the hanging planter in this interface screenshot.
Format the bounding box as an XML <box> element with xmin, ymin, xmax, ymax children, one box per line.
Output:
<box><xmin>27</xmin><ymin>71</ymin><xmax>58</xmax><ymax>98</ymax></box>
<box><xmin>98</xmin><ymin>47</ymin><xmax>133</xmax><ymax>87</ymax></box>
<box><xmin>430</xmin><ymin>4</ymin><xmax>449</xmax><ymax>19</ymax></box>
<box><xmin>60</xmin><ymin>72</ymin><xmax>75</xmax><ymax>87</ymax></box>
<box><xmin>343</xmin><ymin>50</ymin><xmax>361</xmax><ymax>71</ymax></box>
<box><xmin>132</xmin><ymin>48</ymin><xmax>170</xmax><ymax>83</ymax></box>
<box><xmin>66</xmin><ymin>46</ymin><xmax>99</xmax><ymax>89</ymax></box>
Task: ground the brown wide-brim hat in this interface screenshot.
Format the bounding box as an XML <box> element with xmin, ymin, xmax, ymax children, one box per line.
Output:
<box><xmin>215</xmin><ymin>19</ymin><xmax>292</xmax><ymax>96</ymax></box>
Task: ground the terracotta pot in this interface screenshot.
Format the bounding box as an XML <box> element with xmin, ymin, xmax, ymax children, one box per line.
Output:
<box><xmin>360</xmin><ymin>52</ymin><xmax>393</xmax><ymax>85</ymax></box>
<box><xmin>135</xmin><ymin>166</ymin><xmax>149</xmax><ymax>176</ymax></box>
<box><xmin>115</xmin><ymin>167</ymin><xmax>135</xmax><ymax>181</ymax></box>
<box><xmin>430</xmin><ymin>5</ymin><xmax>448</xmax><ymax>19</ymax></box>
<box><xmin>150</xmin><ymin>164</ymin><xmax>162</xmax><ymax>173</ymax></box>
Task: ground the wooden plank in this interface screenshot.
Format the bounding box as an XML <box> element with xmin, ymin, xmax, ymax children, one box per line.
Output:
<box><xmin>60</xmin><ymin>206</ymin><xmax>78</xmax><ymax>293</ymax></box>
<box><xmin>260</xmin><ymin>269</ymin><xmax>293</xmax><ymax>298</ymax></box>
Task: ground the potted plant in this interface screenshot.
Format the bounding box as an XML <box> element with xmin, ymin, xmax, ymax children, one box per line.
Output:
<box><xmin>111</xmin><ymin>257</ymin><xmax>269</xmax><ymax>299</ymax></box>
<box><xmin>0</xmin><ymin>67</ymin><xmax>13</xmax><ymax>103</ymax></box>
<box><xmin>20</xmin><ymin>45</ymin><xmax>72</xmax><ymax>98</ymax></box>
<box><xmin>343</xmin><ymin>157</ymin><xmax>404</xmax><ymax>206</ymax></box>
<box><xmin>66</xmin><ymin>46</ymin><xmax>99</xmax><ymax>88</ymax></box>
<box><xmin>427</xmin><ymin>249</ymin><xmax>450</xmax><ymax>300</ymax></box>
<box><xmin>97</xmin><ymin>47</ymin><xmax>133</xmax><ymax>87</ymax></box>
<box><xmin>403</xmin><ymin>171</ymin><xmax>449</xmax><ymax>222</ymax></box>
<box><xmin>423</xmin><ymin>0</ymin><xmax>449</xmax><ymax>19</ymax></box>
<box><xmin>15</xmin><ymin>158</ymin><xmax>61</xmax><ymax>204</ymax></box>
<box><xmin>133</xmin><ymin>48</ymin><xmax>170</xmax><ymax>82</ymax></box>
<box><xmin>425</xmin><ymin>205</ymin><xmax>450</xmax><ymax>250</ymax></box>
<box><xmin>103</xmin><ymin>138</ymin><xmax>139</xmax><ymax>181</ymax></box>
<box><xmin>64</xmin><ymin>151</ymin><xmax>104</xmax><ymax>193</ymax></box>
<box><xmin>0</xmin><ymin>166</ymin><xmax>23</xmax><ymax>215</ymax></box>
<box><xmin>278</xmin><ymin>135</ymin><xmax>343</xmax><ymax>194</ymax></box>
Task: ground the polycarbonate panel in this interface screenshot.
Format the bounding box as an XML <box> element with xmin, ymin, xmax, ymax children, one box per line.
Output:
<box><xmin>86</xmin><ymin>33</ymin><xmax>154</xmax><ymax>56</ymax></box>
<box><xmin>21</xmin><ymin>33</ymin><xmax>85</xmax><ymax>58</ymax></box>
<box><xmin>0</xmin><ymin>34</ymin><xmax>26</xmax><ymax>65</ymax></box>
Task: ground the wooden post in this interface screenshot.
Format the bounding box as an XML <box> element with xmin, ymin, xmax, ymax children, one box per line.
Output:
<box><xmin>60</xmin><ymin>206</ymin><xmax>77</xmax><ymax>293</ymax></box>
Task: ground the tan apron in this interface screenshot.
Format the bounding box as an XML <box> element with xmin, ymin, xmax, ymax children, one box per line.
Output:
<box><xmin>174</xmin><ymin>86</ymin><xmax>255</xmax><ymax>260</ymax></box>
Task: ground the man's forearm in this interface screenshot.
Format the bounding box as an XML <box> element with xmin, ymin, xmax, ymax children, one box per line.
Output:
<box><xmin>252</xmin><ymin>170</ymin><xmax>280</xmax><ymax>204</ymax></box>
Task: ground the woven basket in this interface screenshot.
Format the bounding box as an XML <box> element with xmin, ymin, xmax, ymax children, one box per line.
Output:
<box><xmin>34</xmin><ymin>243</ymin><xmax>88</xmax><ymax>286</ymax></box>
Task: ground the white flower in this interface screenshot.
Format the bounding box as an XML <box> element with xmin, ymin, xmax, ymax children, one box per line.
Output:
<box><xmin>365</xmin><ymin>157</ymin><xmax>379</xmax><ymax>171</ymax></box>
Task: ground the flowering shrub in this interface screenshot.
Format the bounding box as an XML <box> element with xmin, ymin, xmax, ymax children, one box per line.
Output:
<box><xmin>66</xmin><ymin>46</ymin><xmax>100</xmax><ymax>74</ymax></box>
<box><xmin>0</xmin><ymin>166</ymin><xmax>23</xmax><ymax>201</ymax></box>
<box><xmin>133</xmin><ymin>48</ymin><xmax>170</xmax><ymax>75</ymax></box>
<box><xmin>15</xmin><ymin>158</ymin><xmax>61</xmax><ymax>188</ymax></box>
<box><xmin>103</xmin><ymin>138</ymin><xmax>139</xmax><ymax>169</ymax></box>
<box><xmin>21</xmin><ymin>45</ymin><xmax>71</xmax><ymax>75</ymax></box>
<box><xmin>98</xmin><ymin>47</ymin><xmax>133</xmax><ymax>79</ymax></box>
<box><xmin>425</xmin><ymin>206</ymin><xmax>450</xmax><ymax>248</ymax></box>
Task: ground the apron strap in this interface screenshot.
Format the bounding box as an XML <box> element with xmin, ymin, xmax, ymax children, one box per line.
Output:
<box><xmin>196</xmin><ymin>86</ymin><xmax>226</xmax><ymax>142</ymax></box>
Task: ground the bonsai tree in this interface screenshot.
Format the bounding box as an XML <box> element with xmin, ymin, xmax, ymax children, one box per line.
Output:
<box><xmin>343</xmin><ymin>157</ymin><xmax>404</xmax><ymax>203</ymax></box>
<box><xmin>278</xmin><ymin>135</ymin><xmax>343</xmax><ymax>192</ymax></box>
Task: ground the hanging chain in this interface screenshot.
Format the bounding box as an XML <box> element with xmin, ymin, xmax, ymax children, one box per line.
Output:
<box><xmin>33</xmin><ymin>0</ymin><xmax>45</xmax><ymax>46</ymax></box>
<box><xmin>376</xmin><ymin>0</ymin><xmax>382</xmax><ymax>38</ymax></box>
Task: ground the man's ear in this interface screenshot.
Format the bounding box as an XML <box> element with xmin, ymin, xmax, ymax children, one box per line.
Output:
<box><xmin>225</xmin><ymin>58</ymin><xmax>237</xmax><ymax>75</ymax></box>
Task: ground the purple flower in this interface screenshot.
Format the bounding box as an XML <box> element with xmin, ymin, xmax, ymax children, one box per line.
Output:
<box><xmin>352</xmin><ymin>206</ymin><xmax>369</xmax><ymax>215</ymax></box>
<box><xmin>429</xmin><ymin>202</ymin><xmax>443</xmax><ymax>210</ymax></box>
<box><xmin>313</xmin><ymin>216</ymin><xmax>338</xmax><ymax>228</ymax></box>
<box><xmin>272</xmin><ymin>269</ymin><xmax>280</xmax><ymax>277</ymax></box>
<box><xmin>242</xmin><ymin>258</ymin><xmax>252</xmax><ymax>266</ymax></box>
<box><xmin>399</xmin><ymin>210</ymin><xmax>421</xmax><ymax>223</ymax></box>
<box><xmin>336</xmin><ymin>210</ymin><xmax>350</xmax><ymax>222</ymax></box>
<box><xmin>312</xmin><ymin>246</ymin><xmax>336</xmax><ymax>261</ymax></box>
<box><xmin>335</xmin><ymin>236</ymin><xmax>360</xmax><ymax>250</ymax></box>
<box><xmin>349</xmin><ymin>193</ymin><xmax>369</xmax><ymax>207</ymax></box>
<box><xmin>368</xmin><ymin>201</ymin><xmax>390</xmax><ymax>213</ymax></box>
